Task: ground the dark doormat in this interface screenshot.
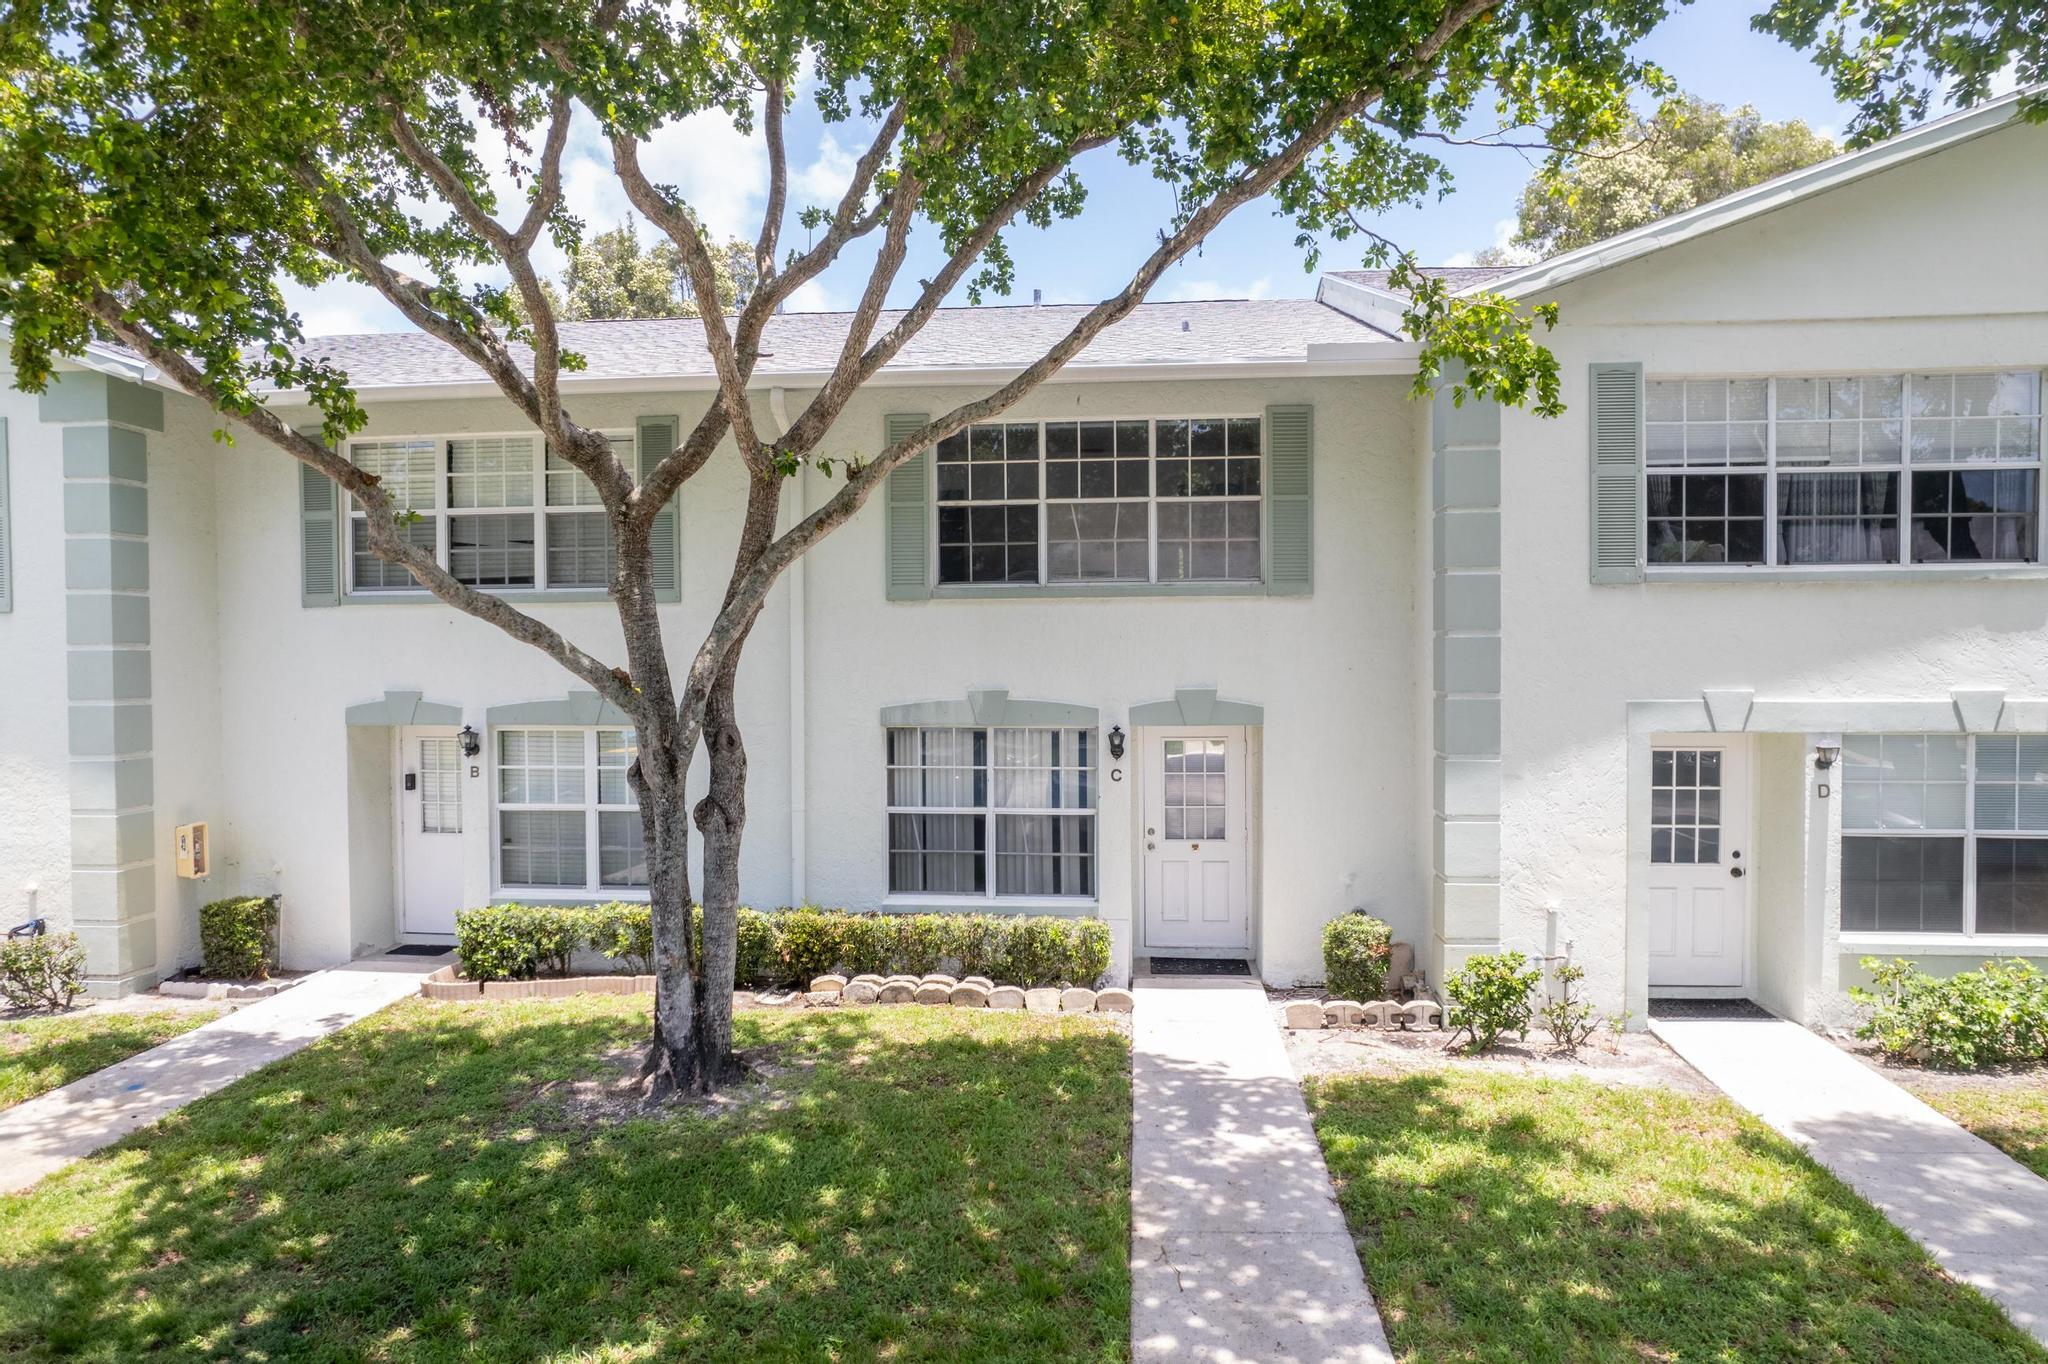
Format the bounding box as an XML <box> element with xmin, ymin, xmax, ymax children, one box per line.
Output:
<box><xmin>385</xmin><ymin>943</ymin><xmax>455</xmax><ymax>957</ymax></box>
<box><xmin>1147</xmin><ymin>956</ymin><xmax>1253</xmax><ymax>976</ymax></box>
<box><xmin>1648</xmin><ymin>998</ymin><xmax>1776</xmax><ymax>1021</ymax></box>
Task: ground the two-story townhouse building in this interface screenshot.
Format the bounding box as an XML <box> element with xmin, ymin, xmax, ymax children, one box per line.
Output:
<box><xmin>3</xmin><ymin>92</ymin><xmax>2043</xmax><ymax>1024</ymax></box>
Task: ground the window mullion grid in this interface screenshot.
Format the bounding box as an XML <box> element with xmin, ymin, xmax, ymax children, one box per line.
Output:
<box><xmin>1765</xmin><ymin>378</ymin><xmax>1779</xmax><ymax>568</ymax></box>
<box><xmin>582</xmin><ymin>730</ymin><xmax>601</xmax><ymax>896</ymax></box>
<box><xmin>533</xmin><ymin>440</ymin><xmax>551</xmax><ymax>591</ymax></box>
<box><xmin>1037</xmin><ymin>425</ymin><xmax>1050</xmax><ymax>587</ymax></box>
<box><xmin>1898</xmin><ymin>376</ymin><xmax>1913</xmax><ymax>568</ymax></box>
<box><xmin>1147</xmin><ymin>420</ymin><xmax>1160</xmax><ymax>584</ymax></box>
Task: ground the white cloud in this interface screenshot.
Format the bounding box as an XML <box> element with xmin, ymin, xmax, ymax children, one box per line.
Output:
<box><xmin>785</xmin><ymin>277</ymin><xmax>843</xmax><ymax>313</ymax></box>
<box><xmin>792</xmin><ymin>128</ymin><xmax>859</xmax><ymax>206</ymax></box>
<box><xmin>1446</xmin><ymin>217</ymin><xmax>1533</xmax><ymax>269</ymax></box>
<box><xmin>1156</xmin><ymin>274</ymin><xmax>1272</xmax><ymax>302</ymax></box>
<box><xmin>282</xmin><ymin>278</ymin><xmax>410</xmax><ymax>336</ymax></box>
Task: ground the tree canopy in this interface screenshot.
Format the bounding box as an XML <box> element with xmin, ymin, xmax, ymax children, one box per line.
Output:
<box><xmin>531</xmin><ymin>220</ymin><xmax>757</xmax><ymax>322</ymax></box>
<box><xmin>1480</xmin><ymin>95</ymin><xmax>1837</xmax><ymax>262</ymax></box>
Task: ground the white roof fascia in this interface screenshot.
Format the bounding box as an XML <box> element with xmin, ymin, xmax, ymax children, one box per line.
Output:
<box><xmin>1470</xmin><ymin>90</ymin><xmax>2032</xmax><ymax>302</ymax></box>
<box><xmin>1312</xmin><ymin>273</ymin><xmax>1413</xmax><ymax>337</ymax></box>
<box><xmin>261</xmin><ymin>348</ymin><xmax>1425</xmax><ymax>404</ymax></box>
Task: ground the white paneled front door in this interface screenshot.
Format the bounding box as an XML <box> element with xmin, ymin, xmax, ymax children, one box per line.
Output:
<box><xmin>398</xmin><ymin>726</ymin><xmax>466</xmax><ymax>937</ymax></box>
<box><xmin>1647</xmin><ymin>739</ymin><xmax>1751</xmax><ymax>990</ymax></box>
<box><xmin>1142</xmin><ymin>727</ymin><xmax>1250</xmax><ymax>953</ymax></box>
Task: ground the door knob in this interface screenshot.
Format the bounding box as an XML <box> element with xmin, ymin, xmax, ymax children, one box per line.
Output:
<box><xmin>1729</xmin><ymin>866</ymin><xmax>1744</xmax><ymax>878</ymax></box>
<box><xmin>1147</xmin><ymin>841</ymin><xmax>1155</xmax><ymax>851</ymax></box>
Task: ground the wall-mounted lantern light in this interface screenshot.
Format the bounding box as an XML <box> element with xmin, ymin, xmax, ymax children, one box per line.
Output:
<box><xmin>459</xmin><ymin>724</ymin><xmax>482</xmax><ymax>759</ymax></box>
<box><xmin>1814</xmin><ymin>743</ymin><xmax>1840</xmax><ymax>771</ymax></box>
<box><xmin>1107</xmin><ymin>725</ymin><xmax>1126</xmax><ymax>761</ymax></box>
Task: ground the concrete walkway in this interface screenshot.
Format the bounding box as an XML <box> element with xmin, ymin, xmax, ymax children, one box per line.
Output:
<box><xmin>1131</xmin><ymin>977</ymin><xmax>1394</xmax><ymax>1363</ymax></box>
<box><xmin>1652</xmin><ymin>1014</ymin><xmax>2048</xmax><ymax>1346</ymax></box>
<box><xmin>0</xmin><ymin>956</ymin><xmax>438</xmax><ymax>1194</ymax></box>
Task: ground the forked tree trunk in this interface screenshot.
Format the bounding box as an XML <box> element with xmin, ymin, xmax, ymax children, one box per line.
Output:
<box><xmin>635</xmin><ymin>739</ymin><xmax>705</xmax><ymax>1100</ymax></box>
<box><xmin>692</xmin><ymin>659</ymin><xmax>748</xmax><ymax>1083</ymax></box>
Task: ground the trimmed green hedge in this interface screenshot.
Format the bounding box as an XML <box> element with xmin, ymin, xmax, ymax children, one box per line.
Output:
<box><xmin>1321</xmin><ymin>912</ymin><xmax>1393</xmax><ymax>1000</ymax></box>
<box><xmin>199</xmin><ymin>895</ymin><xmax>279</xmax><ymax>980</ymax></box>
<box><xmin>454</xmin><ymin>903</ymin><xmax>1110</xmax><ymax>989</ymax></box>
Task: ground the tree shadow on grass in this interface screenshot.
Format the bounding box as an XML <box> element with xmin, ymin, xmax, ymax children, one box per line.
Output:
<box><xmin>0</xmin><ymin>999</ymin><xmax>1131</xmax><ymax>1364</ymax></box>
<box><xmin>1306</xmin><ymin>1070</ymin><xmax>2045</xmax><ymax>1364</ymax></box>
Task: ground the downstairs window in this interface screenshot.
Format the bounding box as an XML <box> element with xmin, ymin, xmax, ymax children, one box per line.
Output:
<box><xmin>885</xmin><ymin>726</ymin><xmax>1097</xmax><ymax>899</ymax></box>
<box><xmin>495</xmin><ymin>727</ymin><xmax>647</xmax><ymax>894</ymax></box>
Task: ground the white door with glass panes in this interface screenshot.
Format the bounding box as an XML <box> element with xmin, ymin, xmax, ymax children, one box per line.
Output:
<box><xmin>1142</xmin><ymin>728</ymin><xmax>1250</xmax><ymax>952</ymax></box>
<box><xmin>1647</xmin><ymin>742</ymin><xmax>1750</xmax><ymax>989</ymax></box>
<box><xmin>398</xmin><ymin>726</ymin><xmax>466</xmax><ymax>936</ymax></box>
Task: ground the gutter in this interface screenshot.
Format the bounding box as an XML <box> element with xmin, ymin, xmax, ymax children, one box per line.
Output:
<box><xmin>767</xmin><ymin>386</ymin><xmax>807</xmax><ymax>906</ymax></box>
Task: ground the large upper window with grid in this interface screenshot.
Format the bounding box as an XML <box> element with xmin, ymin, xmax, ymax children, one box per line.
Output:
<box><xmin>346</xmin><ymin>432</ymin><xmax>631</xmax><ymax>594</ymax></box>
<box><xmin>1645</xmin><ymin>372</ymin><xmax>2042</xmax><ymax>569</ymax></box>
<box><xmin>496</xmin><ymin>727</ymin><xmax>647</xmax><ymax>894</ymax></box>
<box><xmin>934</xmin><ymin>417</ymin><xmax>1261</xmax><ymax>586</ymax></box>
<box><xmin>885</xmin><ymin>726</ymin><xmax>1096</xmax><ymax>899</ymax></box>
<box><xmin>1841</xmin><ymin>733</ymin><xmax>2048</xmax><ymax>938</ymax></box>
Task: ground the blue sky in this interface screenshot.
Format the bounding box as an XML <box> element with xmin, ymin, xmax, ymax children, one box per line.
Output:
<box><xmin>293</xmin><ymin>2</ymin><xmax>1874</xmax><ymax>335</ymax></box>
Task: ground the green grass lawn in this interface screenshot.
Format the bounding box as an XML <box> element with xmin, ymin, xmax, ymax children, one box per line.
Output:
<box><xmin>1</xmin><ymin>1008</ymin><xmax>220</xmax><ymax>1109</ymax></box>
<box><xmin>0</xmin><ymin>997</ymin><xmax>1131</xmax><ymax>1363</ymax></box>
<box><xmin>1910</xmin><ymin>1080</ymin><xmax>2048</xmax><ymax>1179</ymax></box>
<box><xmin>1307</xmin><ymin>1068</ymin><xmax>2047</xmax><ymax>1363</ymax></box>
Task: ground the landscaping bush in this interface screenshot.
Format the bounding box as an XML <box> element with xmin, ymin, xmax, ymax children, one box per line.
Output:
<box><xmin>1539</xmin><ymin>959</ymin><xmax>1601</xmax><ymax>1055</ymax></box>
<box><xmin>1852</xmin><ymin>956</ymin><xmax>2048</xmax><ymax>1070</ymax></box>
<box><xmin>0</xmin><ymin>931</ymin><xmax>86</xmax><ymax>1011</ymax></box>
<box><xmin>198</xmin><ymin>895</ymin><xmax>280</xmax><ymax>980</ymax></box>
<box><xmin>455</xmin><ymin>904</ymin><xmax>583</xmax><ymax>982</ymax></box>
<box><xmin>585</xmin><ymin>903</ymin><xmax>653</xmax><ymax>975</ymax></box>
<box><xmin>1444</xmin><ymin>950</ymin><xmax>1541</xmax><ymax>1053</ymax></box>
<box><xmin>1322</xmin><ymin>912</ymin><xmax>1394</xmax><ymax>1000</ymax></box>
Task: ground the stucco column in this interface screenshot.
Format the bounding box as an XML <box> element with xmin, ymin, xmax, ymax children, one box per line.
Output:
<box><xmin>40</xmin><ymin>372</ymin><xmax>165</xmax><ymax>996</ymax></box>
<box><xmin>1428</xmin><ymin>380</ymin><xmax>1504</xmax><ymax>992</ymax></box>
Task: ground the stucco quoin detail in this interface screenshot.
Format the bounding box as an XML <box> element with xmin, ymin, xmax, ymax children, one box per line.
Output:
<box><xmin>879</xmin><ymin>688</ymin><xmax>1099</xmax><ymax>729</ymax></box>
<box><xmin>1127</xmin><ymin>688</ymin><xmax>1263</xmax><ymax>727</ymax></box>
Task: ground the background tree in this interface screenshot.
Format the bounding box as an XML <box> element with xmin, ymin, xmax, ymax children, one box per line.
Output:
<box><xmin>2</xmin><ymin>0</ymin><xmax>1673</xmax><ymax>1098</ymax></box>
<box><xmin>1754</xmin><ymin>0</ymin><xmax>2047</xmax><ymax>146</ymax></box>
<box><xmin>1477</xmin><ymin>95</ymin><xmax>1836</xmax><ymax>263</ymax></box>
<box><xmin>530</xmin><ymin>219</ymin><xmax>759</xmax><ymax>321</ymax></box>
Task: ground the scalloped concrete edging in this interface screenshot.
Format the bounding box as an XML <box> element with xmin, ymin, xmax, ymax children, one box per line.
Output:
<box><xmin>159</xmin><ymin>976</ymin><xmax>303</xmax><ymax>1003</ymax></box>
<box><xmin>1283</xmin><ymin>997</ymin><xmax>1442</xmax><ymax>1031</ymax></box>
<box><xmin>417</xmin><ymin>965</ymin><xmax>1133</xmax><ymax>1014</ymax></box>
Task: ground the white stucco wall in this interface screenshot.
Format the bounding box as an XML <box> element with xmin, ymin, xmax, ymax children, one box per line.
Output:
<box><xmin>1496</xmin><ymin>118</ymin><xmax>2048</xmax><ymax>1018</ymax></box>
<box><xmin>173</xmin><ymin>371</ymin><xmax>1427</xmax><ymax>982</ymax></box>
<box><xmin>0</xmin><ymin>374</ymin><xmax>76</xmax><ymax>934</ymax></box>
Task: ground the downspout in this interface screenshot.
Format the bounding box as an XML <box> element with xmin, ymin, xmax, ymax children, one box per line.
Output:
<box><xmin>768</xmin><ymin>387</ymin><xmax>808</xmax><ymax>905</ymax></box>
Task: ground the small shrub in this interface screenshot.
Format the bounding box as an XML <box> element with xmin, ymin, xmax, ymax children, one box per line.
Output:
<box><xmin>1539</xmin><ymin>960</ymin><xmax>1601</xmax><ymax>1055</ymax></box>
<box><xmin>455</xmin><ymin>904</ymin><xmax>583</xmax><ymax>982</ymax></box>
<box><xmin>1444</xmin><ymin>950</ymin><xmax>1541</xmax><ymax>1053</ymax></box>
<box><xmin>731</xmin><ymin>908</ymin><xmax>781</xmax><ymax>986</ymax></box>
<box><xmin>1322</xmin><ymin>913</ymin><xmax>1394</xmax><ymax>1000</ymax></box>
<box><xmin>774</xmin><ymin>905</ymin><xmax>846</xmax><ymax>983</ymax></box>
<box><xmin>0</xmin><ymin>932</ymin><xmax>86</xmax><ymax>1010</ymax></box>
<box><xmin>585</xmin><ymin>902</ymin><xmax>653</xmax><ymax>974</ymax></box>
<box><xmin>199</xmin><ymin>895</ymin><xmax>280</xmax><ymax>980</ymax></box>
<box><xmin>1851</xmin><ymin>956</ymin><xmax>2048</xmax><ymax>1070</ymax></box>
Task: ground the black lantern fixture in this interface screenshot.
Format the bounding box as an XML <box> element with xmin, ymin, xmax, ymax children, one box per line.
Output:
<box><xmin>1107</xmin><ymin>725</ymin><xmax>1126</xmax><ymax>760</ymax></box>
<box><xmin>458</xmin><ymin>724</ymin><xmax>482</xmax><ymax>759</ymax></box>
<box><xmin>1814</xmin><ymin>743</ymin><xmax>1840</xmax><ymax>770</ymax></box>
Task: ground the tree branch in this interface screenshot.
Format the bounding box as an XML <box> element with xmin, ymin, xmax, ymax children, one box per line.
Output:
<box><xmin>87</xmin><ymin>292</ymin><xmax>636</xmax><ymax>713</ymax></box>
<box><xmin>755</xmin><ymin>72</ymin><xmax>787</xmax><ymax>287</ymax></box>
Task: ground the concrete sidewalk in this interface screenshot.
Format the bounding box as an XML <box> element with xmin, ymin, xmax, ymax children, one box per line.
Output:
<box><xmin>0</xmin><ymin>956</ymin><xmax>438</xmax><ymax>1194</ymax></box>
<box><xmin>1131</xmin><ymin>977</ymin><xmax>1394</xmax><ymax>1364</ymax></box>
<box><xmin>1652</xmin><ymin>1014</ymin><xmax>2048</xmax><ymax>1347</ymax></box>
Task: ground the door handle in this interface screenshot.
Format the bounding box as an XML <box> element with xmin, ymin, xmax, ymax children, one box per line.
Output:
<box><xmin>1729</xmin><ymin>866</ymin><xmax>1744</xmax><ymax>878</ymax></box>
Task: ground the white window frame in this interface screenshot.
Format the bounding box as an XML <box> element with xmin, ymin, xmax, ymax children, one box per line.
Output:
<box><xmin>929</xmin><ymin>415</ymin><xmax>1265</xmax><ymax>588</ymax></box>
<box><xmin>492</xmin><ymin>725</ymin><xmax>648</xmax><ymax>899</ymax></box>
<box><xmin>1643</xmin><ymin>369</ymin><xmax>2045</xmax><ymax>573</ymax></box>
<box><xmin>884</xmin><ymin>725</ymin><xmax>1100</xmax><ymax>905</ymax></box>
<box><xmin>1839</xmin><ymin>732</ymin><xmax>2048</xmax><ymax>944</ymax></box>
<box><xmin>343</xmin><ymin>430</ymin><xmax>632</xmax><ymax>596</ymax></box>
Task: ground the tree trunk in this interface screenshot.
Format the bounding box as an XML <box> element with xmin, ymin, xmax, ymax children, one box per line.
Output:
<box><xmin>635</xmin><ymin>740</ymin><xmax>704</xmax><ymax>1100</ymax></box>
<box><xmin>692</xmin><ymin>657</ymin><xmax>748</xmax><ymax>1084</ymax></box>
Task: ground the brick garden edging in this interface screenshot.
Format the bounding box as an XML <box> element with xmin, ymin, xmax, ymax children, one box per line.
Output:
<box><xmin>418</xmin><ymin>964</ymin><xmax>1133</xmax><ymax>1013</ymax></box>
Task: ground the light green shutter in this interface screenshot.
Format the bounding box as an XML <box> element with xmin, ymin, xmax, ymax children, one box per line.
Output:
<box><xmin>636</xmin><ymin>414</ymin><xmax>682</xmax><ymax>603</ymax></box>
<box><xmin>1588</xmin><ymin>362</ymin><xmax>1644</xmax><ymax>585</ymax></box>
<box><xmin>0</xmin><ymin>417</ymin><xmax>11</xmax><ymax>612</ymax></box>
<box><xmin>298</xmin><ymin>428</ymin><xmax>341</xmax><ymax>607</ymax></box>
<box><xmin>1264</xmin><ymin>403</ymin><xmax>1314</xmax><ymax>595</ymax></box>
<box><xmin>883</xmin><ymin>411</ymin><xmax>931</xmax><ymax>601</ymax></box>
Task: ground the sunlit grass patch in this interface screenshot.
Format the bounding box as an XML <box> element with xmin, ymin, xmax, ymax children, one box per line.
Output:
<box><xmin>1</xmin><ymin>1008</ymin><xmax>220</xmax><ymax>1109</ymax></box>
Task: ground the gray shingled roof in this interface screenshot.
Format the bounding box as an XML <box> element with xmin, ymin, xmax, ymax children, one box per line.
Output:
<box><xmin>292</xmin><ymin>297</ymin><xmax>1385</xmax><ymax>390</ymax></box>
<box><xmin>1326</xmin><ymin>266</ymin><xmax>1520</xmax><ymax>294</ymax></box>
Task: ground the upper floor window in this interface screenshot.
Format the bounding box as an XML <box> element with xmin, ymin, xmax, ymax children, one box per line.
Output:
<box><xmin>346</xmin><ymin>432</ymin><xmax>632</xmax><ymax>594</ymax></box>
<box><xmin>1645</xmin><ymin>372</ymin><xmax>2042</xmax><ymax>569</ymax></box>
<box><xmin>1841</xmin><ymin>733</ymin><xmax>2048</xmax><ymax>938</ymax></box>
<box><xmin>934</xmin><ymin>417</ymin><xmax>1262</xmax><ymax>586</ymax></box>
